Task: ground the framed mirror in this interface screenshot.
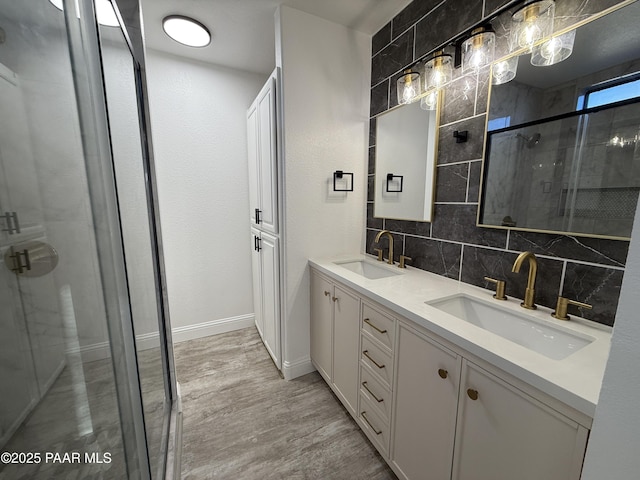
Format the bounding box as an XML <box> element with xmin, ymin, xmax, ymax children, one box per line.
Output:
<box><xmin>374</xmin><ymin>99</ymin><xmax>440</xmax><ymax>222</ymax></box>
<box><xmin>479</xmin><ymin>0</ymin><xmax>640</xmax><ymax>240</ymax></box>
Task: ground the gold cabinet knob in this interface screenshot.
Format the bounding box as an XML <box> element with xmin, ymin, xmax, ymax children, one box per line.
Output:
<box><xmin>467</xmin><ymin>388</ymin><xmax>479</xmax><ymax>401</ymax></box>
<box><xmin>438</xmin><ymin>368</ymin><xmax>448</xmax><ymax>379</ymax></box>
<box><xmin>332</xmin><ymin>297</ymin><xmax>338</xmax><ymax>302</ymax></box>
<box><xmin>324</xmin><ymin>290</ymin><xmax>331</xmax><ymax>296</ymax></box>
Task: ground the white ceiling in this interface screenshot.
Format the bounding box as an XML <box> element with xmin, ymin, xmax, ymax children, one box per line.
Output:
<box><xmin>140</xmin><ymin>0</ymin><xmax>413</xmax><ymax>75</ymax></box>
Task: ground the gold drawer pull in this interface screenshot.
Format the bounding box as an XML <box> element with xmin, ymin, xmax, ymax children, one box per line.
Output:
<box><xmin>363</xmin><ymin>350</ymin><xmax>385</xmax><ymax>369</ymax></box>
<box><xmin>364</xmin><ymin>318</ymin><xmax>387</xmax><ymax>334</ymax></box>
<box><xmin>467</xmin><ymin>389</ymin><xmax>479</xmax><ymax>401</ymax></box>
<box><xmin>361</xmin><ymin>412</ymin><xmax>382</xmax><ymax>435</ymax></box>
<box><xmin>324</xmin><ymin>290</ymin><xmax>331</xmax><ymax>296</ymax></box>
<box><xmin>438</xmin><ymin>368</ymin><xmax>448</xmax><ymax>379</ymax></box>
<box><xmin>362</xmin><ymin>381</ymin><xmax>384</xmax><ymax>403</ymax></box>
<box><xmin>332</xmin><ymin>296</ymin><xmax>338</xmax><ymax>302</ymax></box>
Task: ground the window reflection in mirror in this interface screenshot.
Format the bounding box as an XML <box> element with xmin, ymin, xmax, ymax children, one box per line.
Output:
<box><xmin>374</xmin><ymin>100</ymin><xmax>439</xmax><ymax>222</ymax></box>
<box><xmin>479</xmin><ymin>0</ymin><xmax>640</xmax><ymax>239</ymax></box>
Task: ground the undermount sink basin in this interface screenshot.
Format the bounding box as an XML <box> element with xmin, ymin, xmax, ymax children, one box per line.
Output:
<box><xmin>334</xmin><ymin>260</ymin><xmax>401</xmax><ymax>280</ymax></box>
<box><xmin>427</xmin><ymin>294</ymin><xmax>594</xmax><ymax>360</ymax></box>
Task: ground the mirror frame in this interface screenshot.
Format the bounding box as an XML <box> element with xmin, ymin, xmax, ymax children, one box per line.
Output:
<box><xmin>476</xmin><ymin>0</ymin><xmax>638</xmax><ymax>241</ymax></box>
<box><xmin>373</xmin><ymin>90</ymin><xmax>442</xmax><ymax>222</ymax></box>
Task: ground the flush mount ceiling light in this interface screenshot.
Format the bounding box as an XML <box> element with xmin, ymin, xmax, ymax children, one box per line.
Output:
<box><xmin>162</xmin><ymin>15</ymin><xmax>211</xmax><ymax>48</ymax></box>
<box><xmin>461</xmin><ymin>26</ymin><xmax>495</xmax><ymax>72</ymax></box>
<box><xmin>396</xmin><ymin>68</ymin><xmax>423</xmax><ymax>105</ymax></box>
<box><xmin>424</xmin><ymin>51</ymin><xmax>453</xmax><ymax>90</ymax></box>
<box><xmin>511</xmin><ymin>0</ymin><xmax>555</xmax><ymax>52</ymax></box>
<box><xmin>492</xmin><ymin>55</ymin><xmax>519</xmax><ymax>85</ymax></box>
<box><xmin>530</xmin><ymin>29</ymin><xmax>576</xmax><ymax>66</ymax></box>
<box><xmin>49</xmin><ymin>0</ymin><xmax>120</xmax><ymax>27</ymax></box>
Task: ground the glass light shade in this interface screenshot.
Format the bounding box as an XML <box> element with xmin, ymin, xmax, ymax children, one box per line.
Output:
<box><xmin>462</xmin><ymin>28</ymin><xmax>496</xmax><ymax>72</ymax></box>
<box><xmin>420</xmin><ymin>89</ymin><xmax>439</xmax><ymax>111</ymax></box>
<box><xmin>163</xmin><ymin>15</ymin><xmax>211</xmax><ymax>48</ymax></box>
<box><xmin>424</xmin><ymin>52</ymin><xmax>453</xmax><ymax>90</ymax></box>
<box><xmin>49</xmin><ymin>0</ymin><xmax>119</xmax><ymax>27</ymax></box>
<box><xmin>530</xmin><ymin>29</ymin><xmax>576</xmax><ymax>66</ymax></box>
<box><xmin>510</xmin><ymin>0</ymin><xmax>555</xmax><ymax>52</ymax></box>
<box><xmin>492</xmin><ymin>56</ymin><xmax>519</xmax><ymax>85</ymax></box>
<box><xmin>397</xmin><ymin>70</ymin><xmax>422</xmax><ymax>105</ymax></box>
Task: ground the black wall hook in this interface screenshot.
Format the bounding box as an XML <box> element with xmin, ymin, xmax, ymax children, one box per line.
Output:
<box><xmin>453</xmin><ymin>130</ymin><xmax>468</xmax><ymax>143</ymax></box>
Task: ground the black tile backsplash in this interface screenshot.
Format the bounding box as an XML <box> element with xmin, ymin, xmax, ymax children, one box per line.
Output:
<box><xmin>365</xmin><ymin>0</ymin><xmax>629</xmax><ymax>326</ymax></box>
<box><xmin>414</xmin><ymin>1</ymin><xmax>483</xmax><ymax>59</ymax></box>
<box><xmin>371</xmin><ymin>28</ymin><xmax>415</xmax><ymax>86</ymax></box>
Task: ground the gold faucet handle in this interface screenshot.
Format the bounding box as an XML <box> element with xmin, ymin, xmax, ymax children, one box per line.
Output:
<box><xmin>399</xmin><ymin>255</ymin><xmax>412</xmax><ymax>269</ymax></box>
<box><xmin>374</xmin><ymin>248</ymin><xmax>384</xmax><ymax>262</ymax></box>
<box><xmin>484</xmin><ymin>277</ymin><xmax>507</xmax><ymax>300</ymax></box>
<box><xmin>552</xmin><ymin>296</ymin><xmax>592</xmax><ymax>321</ymax></box>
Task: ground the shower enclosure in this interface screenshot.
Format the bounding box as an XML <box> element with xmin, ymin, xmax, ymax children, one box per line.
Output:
<box><xmin>0</xmin><ymin>0</ymin><xmax>178</xmax><ymax>478</ymax></box>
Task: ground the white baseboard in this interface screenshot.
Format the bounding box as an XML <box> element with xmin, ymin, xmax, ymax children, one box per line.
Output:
<box><xmin>282</xmin><ymin>356</ymin><xmax>316</xmax><ymax>380</ymax></box>
<box><xmin>171</xmin><ymin>314</ymin><xmax>255</xmax><ymax>343</ymax></box>
<box><xmin>76</xmin><ymin>314</ymin><xmax>255</xmax><ymax>363</ymax></box>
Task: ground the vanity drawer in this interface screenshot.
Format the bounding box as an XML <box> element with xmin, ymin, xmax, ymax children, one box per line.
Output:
<box><xmin>359</xmin><ymin>393</ymin><xmax>390</xmax><ymax>456</ymax></box>
<box><xmin>360</xmin><ymin>365</ymin><xmax>392</xmax><ymax>422</ymax></box>
<box><xmin>362</xmin><ymin>303</ymin><xmax>395</xmax><ymax>351</ymax></box>
<box><xmin>361</xmin><ymin>335</ymin><xmax>394</xmax><ymax>388</ymax></box>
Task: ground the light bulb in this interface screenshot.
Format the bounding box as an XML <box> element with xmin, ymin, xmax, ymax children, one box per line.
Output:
<box><xmin>492</xmin><ymin>56</ymin><xmax>518</xmax><ymax>85</ymax></box>
<box><xmin>510</xmin><ymin>0</ymin><xmax>555</xmax><ymax>52</ymax></box>
<box><xmin>396</xmin><ymin>70</ymin><xmax>422</xmax><ymax>105</ymax></box>
<box><xmin>420</xmin><ymin>90</ymin><xmax>438</xmax><ymax>111</ymax></box>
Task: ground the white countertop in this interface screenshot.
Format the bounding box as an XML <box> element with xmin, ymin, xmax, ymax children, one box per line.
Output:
<box><xmin>309</xmin><ymin>254</ymin><xmax>612</xmax><ymax>420</ymax></box>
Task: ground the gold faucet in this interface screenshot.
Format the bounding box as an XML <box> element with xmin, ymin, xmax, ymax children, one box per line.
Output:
<box><xmin>374</xmin><ymin>230</ymin><xmax>394</xmax><ymax>265</ymax></box>
<box><xmin>511</xmin><ymin>251</ymin><xmax>538</xmax><ymax>310</ymax></box>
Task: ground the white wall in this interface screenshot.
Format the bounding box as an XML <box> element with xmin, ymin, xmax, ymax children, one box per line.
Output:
<box><xmin>275</xmin><ymin>6</ymin><xmax>370</xmax><ymax>378</ymax></box>
<box><xmin>145</xmin><ymin>51</ymin><xmax>265</xmax><ymax>337</ymax></box>
<box><xmin>581</xmin><ymin>207</ymin><xmax>640</xmax><ymax>477</ymax></box>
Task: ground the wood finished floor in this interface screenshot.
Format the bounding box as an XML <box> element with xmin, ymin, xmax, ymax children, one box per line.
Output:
<box><xmin>174</xmin><ymin>327</ymin><xmax>397</xmax><ymax>480</ymax></box>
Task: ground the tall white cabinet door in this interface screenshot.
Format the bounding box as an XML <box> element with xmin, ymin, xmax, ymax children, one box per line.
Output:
<box><xmin>259</xmin><ymin>231</ymin><xmax>281</xmax><ymax>369</ymax></box>
<box><xmin>391</xmin><ymin>325</ymin><xmax>460</xmax><ymax>480</ymax></box>
<box><xmin>247</xmin><ymin>104</ymin><xmax>259</xmax><ymax>226</ymax></box>
<box><xmin>256</xmin><ymin>74</ymin><xmax>278</xmax><ymax>234</ymax></box>
<box><xmin>332</xmin><ymin>285</ymin><xmax>360</xmax><ymax>415</ymax></box>
<box><xmin>250</xmin><ymin>228</ymin><xmax>263</xmax><ymax>337</ymax></box>
<box><xmin>452</xmin><ymin>361</ymin><xmax>589</xmax><ymax>480</ymax></box>
<box><xmin>310</xmin><ymin>271</ymin><xmax>333</xmax><ymax>381</ymax></box>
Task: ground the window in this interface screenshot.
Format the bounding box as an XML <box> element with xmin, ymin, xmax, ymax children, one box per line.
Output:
<box><xmin>581</xmin><ymin>76</ymin><xmax>640</xmax><ymax>109</ymax></box>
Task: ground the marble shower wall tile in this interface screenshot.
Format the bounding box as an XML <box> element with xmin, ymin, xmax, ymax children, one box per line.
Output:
<box><xmin>366</xmin><ymin>0</ymin><xmax>632</xmax><ymax>325</ymax></box>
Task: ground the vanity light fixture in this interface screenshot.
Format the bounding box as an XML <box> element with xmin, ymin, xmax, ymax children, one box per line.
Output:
<box><xmin>397</xmin><ymin>68</ymin><xmax>422</xmax><ymax>105</ymax></box>
<box><xmin>510</xmin><ymin>0</ymin><xmax>555</xmax><ymax>52</ymax></box>
<box><xmin>424</xmin><ymin>51</ymin><xmax>453</xmax><ymax>90</ymax></box>
<box><xmin>492</xmin><ymin>55</ymin><xmax>519</xmax><ymax>85</ymax></box>
<box><xmin>530</xmin><ymin>29</ymin><xmax>576</xmax><ymax>66</ymax></box>
<box><xmin>420</xmin><ymin>89</ymin><xmax>439</xmax><ymax>111</ymax></box>
<box><xmin>162</xmin><ymin>15</ymin><xmax>211</xmax><ymax>48</ymax></box>
<box><xmin>461</xmin><ymin>25</ymin><xmax>496</xmax><ymax>72</ymax></box>
<box><xmin>49</xmin><ymin>0</ymin><xmax>120</xmax><ymax>27</ymax></box>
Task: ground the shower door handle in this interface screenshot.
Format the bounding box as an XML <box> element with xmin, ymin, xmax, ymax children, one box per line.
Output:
<box><xmin>1</xmin><ymin>211</ymin><xmax>20</xmax><ymax>234</ymax></box>
<box><xmin>8</xmin><ymin>249</ymin><xmax>31</xmax><ymax>274</ymax></box>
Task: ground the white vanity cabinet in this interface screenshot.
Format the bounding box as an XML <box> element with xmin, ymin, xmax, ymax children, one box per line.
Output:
<box><xmin>308</xmin><ymin>265</ymin><xmax>593</xmax><ymax>480</ymax></box>
<box><xmin>452</xmin><ymin>360</ymin><xmax>589</xmax><ymax>480</ymax></box>
<box><xmin>391</xmin><ymin>324</ymin><xmax>461</xmax><ymax>480</ymax></box>
<box><xmin>309</xmin><ymin>270</ymin><xmax>360</xmax><ymax>414</ymax></box>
